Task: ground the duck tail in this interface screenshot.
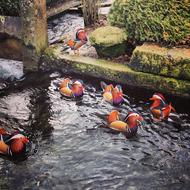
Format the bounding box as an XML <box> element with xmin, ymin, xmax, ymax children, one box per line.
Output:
<box><xmin>169</xmin><ymin>102</ymin><xmax>176</xmax><ymax>112</ymax></box>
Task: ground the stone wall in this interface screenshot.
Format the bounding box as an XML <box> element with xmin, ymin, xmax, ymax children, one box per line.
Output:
<box><xmin>41</xmin><ymin>45</ymin><xmax>190</xmax><ymax>98</ymax></box>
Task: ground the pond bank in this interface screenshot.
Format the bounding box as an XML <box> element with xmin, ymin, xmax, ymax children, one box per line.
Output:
<box><xmin>41</xmin><ymin>45</ymin><xmax>190</xmax><ymax>98</ymax></box>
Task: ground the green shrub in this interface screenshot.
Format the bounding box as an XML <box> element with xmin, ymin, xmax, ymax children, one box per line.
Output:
<box><xmin>108</xmin><ymin>0</ymin><xmax>190</xmax><ymax>46</ymax></box>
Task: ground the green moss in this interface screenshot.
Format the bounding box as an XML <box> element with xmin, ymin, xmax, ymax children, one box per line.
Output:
<box><xmin>44</xmin><ymin>46</ymin><xmax>58</xmax><ymax>59</ymax></box>
<box><xmin>90</xmin><ymin>26</ymin><xmax>127</xmax><ymax>47</ymax></box>
<box><xmin>160</xmin><ymin>67</ymin><xmax>168</xmax><ymax>75</ymax></box>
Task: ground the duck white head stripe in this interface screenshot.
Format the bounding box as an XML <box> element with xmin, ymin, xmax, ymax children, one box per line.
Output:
<box><xmin>153</xmin><ymin>94</ymin><xmax>163</xmax><ymax>101</ymax></box>
<box><xmin>74</xmin><ymin>81</ymin><xmax>82</xmax><ymax>85</ymax></box>
<box><xmin>125</xmin><ymin>113</ymin><xmax>139</xmax><ymax>120</ymax></box>
<box><xmin>10</xmin><ymin>134</ymin><xmax>25</xmax><ymax>140</ymax></box>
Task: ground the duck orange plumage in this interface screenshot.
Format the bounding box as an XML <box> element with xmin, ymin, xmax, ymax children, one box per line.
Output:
<box><xmin>107</xmin><ymin>110</ymin><xmax>144</xmax><ymax>137</ymax></box>
<box><xmin>67</xmin><ymin>28</ymin><xmax>88</xmax><ymax>55</ymax></box>
<box><xmin>0</xmin><ymin>128</ymin><xmax>31</xmax><ymax>158</ymax></box>
<box><xmin>150</xmin><ymin>93</ymin><xmax>175</xmax><ymax>121</ymax></box>
<box><xmin>59</xmin><ymin>78</ymin><xmax>84</xmax><ymax>98</ymax></box>
<box><xmin>101</xmin><ymin>81</ymin><xmax>124</xmax><ymax>106</ymax></box>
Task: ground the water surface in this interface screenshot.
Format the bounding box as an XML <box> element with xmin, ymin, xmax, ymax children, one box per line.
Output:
<box><xmin>0</xmin><ymin>69</ymin><xmax>190</xmax><ymax>190</ymax></box>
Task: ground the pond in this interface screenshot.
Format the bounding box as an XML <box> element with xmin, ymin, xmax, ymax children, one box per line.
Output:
<box><xmin>0</xmin><ymin>58</ymin><xmax>190</xmax><ymax>189</ymax></box>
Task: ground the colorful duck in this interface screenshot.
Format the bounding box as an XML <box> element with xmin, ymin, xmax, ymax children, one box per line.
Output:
<box><xmin>149</xmin><ymin>93</ymin><xmax>176</xmax><ymax>121</ymax></box>
<box><xmin>107</xmin><ymin>110</ymin><xmax>144</xmax><ymax>137</ymax></box>
<box><xmin>0</xmin><ymin>128</ymin><xmax>31</xmax><ymax>158</ymax></box>
<box><xmin>100</xmin><ymin>81</ymin><xmax>125</xmax><ymax>106</ymax></box>
<box><xmin>59</xmin><ymin>78</ymin><xmax>84</xmax><ymax>98</ymax></box>
<box><xmin>67</xmin><ymin>28</ymin><xmax>88</xmax><ymax>55</ymax></box>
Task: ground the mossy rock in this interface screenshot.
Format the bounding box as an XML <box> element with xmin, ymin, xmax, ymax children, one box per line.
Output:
<box><xmin>90</xmin><ymin>26</ymin><xmax>127</xmax><ymax>58</ymax></box>
<box><xmin>129</xmin><ymin>43</ymin><xmax>190</xmax><ymax>81</ymax></box>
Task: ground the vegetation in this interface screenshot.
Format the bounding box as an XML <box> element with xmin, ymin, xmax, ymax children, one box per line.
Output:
<box><xmin>108</xmin><ymin>0</ymin><xmax>190</xmax><ymax>46</ymax></box>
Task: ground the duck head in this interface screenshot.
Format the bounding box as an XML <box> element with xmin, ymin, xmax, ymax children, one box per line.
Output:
<box><xmin>112</xmin><ymin>87</ymin><xmax>124</xmax><ymax>106</ymax></box>
<box><xmin>71</xmin><ymin>80</ymin><xmax>84</xmax><ymax>98</ymax></box>
<box><xmin>9</xmin><ymin>134</ymin><xmax>30</xmax><ymax>155</ymax></box>
<box><xmin>150</xmin><ymin>93</ymin><xmax>166</xmax><ymax>109</ymax></box>
<box><xmin>76</xmin><ymin>28</ymin><xmax>88</xmax><ymax>42</ymax></box>
<box><xmin>124</xmin><ymin>112</ymin><xmax>144</xmax><ymax>129</ymax></box>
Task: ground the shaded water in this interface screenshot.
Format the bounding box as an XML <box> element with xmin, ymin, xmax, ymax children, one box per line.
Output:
<box><xmin>0</xmin><ymin>67</ymin><xmax>190</xmax><ymax>189</ymax></box>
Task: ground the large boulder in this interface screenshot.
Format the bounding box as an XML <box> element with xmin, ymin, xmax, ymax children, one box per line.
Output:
<box><xmin>90</xmin><ymin>26</ymin><xmax>127</xmax><ymax>58</ymax></box>
<box><xmin>129</xmin><ymin>43</ymin><xmax>190</xmax><ymax>81</ymax></box>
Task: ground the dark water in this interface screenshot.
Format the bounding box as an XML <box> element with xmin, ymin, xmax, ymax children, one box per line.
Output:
<box><xmin>0</xmin><ymin>70</ymin><xmax>190</xmax><ymax>190</ymax></box>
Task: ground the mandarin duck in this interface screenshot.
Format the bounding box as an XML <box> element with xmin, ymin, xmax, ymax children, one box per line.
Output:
<box><xmin>0</xmin><ymin>127</ymin><xmax>31</xmax><ymax>158</ymax></box>
<box><xmin>107</xmin><ymin>110</ymin><xmax>144</xmax><ymax>137</ymax></box>
<box><xmin>59</xmin><ymin>78</ymin><xmax>84</xmax><ymax>98</ymax></box>
<box><xmin>150</xmin><ymin>93</ymin><xmax>176</xmax><ymax>121</ymax></box>
<box><xmin>100</xmin><ymin>81</ymin><xmax>125</xmax><ymax>106</ymax></box>
<box><xmin>67</xmin><ymin>28</ymin><xmax>88</xmax><ymax>55</ymax></box>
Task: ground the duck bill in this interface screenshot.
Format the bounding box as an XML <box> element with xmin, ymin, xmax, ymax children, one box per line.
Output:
<box><xmin>136</xmin><ymin>118</ymin><xmax>145</xmax><ymax>130</ymax></box>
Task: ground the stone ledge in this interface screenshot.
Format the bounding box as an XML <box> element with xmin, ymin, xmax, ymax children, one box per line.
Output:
<box><xmin>41</xmin><ymin>46</ymin><xmax>190</xmax><ymax>98</ymax></box>
<box><xmin>129</xmin><ymin>43</ymin><xmax>190</xmax><ymax>81</ymax></box>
